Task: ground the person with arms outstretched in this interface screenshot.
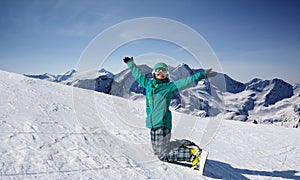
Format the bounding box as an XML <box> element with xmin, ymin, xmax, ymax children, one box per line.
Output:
<box><xmin>123</xmin><ymin>57</ymin><xmax>217</xmax><ymax>170</ymax></box>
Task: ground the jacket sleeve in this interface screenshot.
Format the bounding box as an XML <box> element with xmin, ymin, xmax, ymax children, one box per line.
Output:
<box><xmin>171</xmin><ymin>72</ymin><xmax>207</xmax><ymax>93</ymax></box>
<box><xmin>127</xmin><ymin>61</ymin><xmax>150</xmax><ymax>88</ymax></box>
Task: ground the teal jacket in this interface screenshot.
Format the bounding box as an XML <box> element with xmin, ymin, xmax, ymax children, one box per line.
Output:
<box><xmin>127</xmin><ymin>61</ymin><xmax>207</xmax><ymax>130</ymax></box>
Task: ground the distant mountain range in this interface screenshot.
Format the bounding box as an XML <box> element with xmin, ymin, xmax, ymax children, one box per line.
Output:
<box><xmin>25</xmin><ymin>64</ymin><xmax>300</xmax><ymax>128</ymax></box>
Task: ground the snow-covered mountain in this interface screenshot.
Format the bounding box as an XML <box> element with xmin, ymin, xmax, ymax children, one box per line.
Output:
<box><xmin>26</xmin><ymin>69</ymin><xmax>77</xmax><ymax>82</ymax></box>
<box><xmin>1</xmin><ymin>70</ymin><xmax>299</xmax><ymax>179</ymax></box>
<box><xmin>25</xmin><ymin>64</ymin><xmax>299</xmax><ymax>128</ymax></box>
<box><xmin>26</xmin><ymin>69</ymin><xmax>114</xmax><ymax>94</ymax></box>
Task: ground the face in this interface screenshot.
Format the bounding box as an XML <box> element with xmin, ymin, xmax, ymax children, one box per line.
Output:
<box><xmin>155</xmin><ymin>73</ymin><xmax>167</xmax><ymax>80</ymax></box>
<box><xmin>153</xmin><ymin>67</ymin><xmax>169</xmax><ymax>80</ymax></box>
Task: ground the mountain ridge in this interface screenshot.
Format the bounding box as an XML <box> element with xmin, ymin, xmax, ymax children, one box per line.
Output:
<box><xmin>24</xmin><ymin>64</ymin><xmax>299</xmax><ymax>128</ymax></box>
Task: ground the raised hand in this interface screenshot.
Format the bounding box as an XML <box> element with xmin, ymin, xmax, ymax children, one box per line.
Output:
<box><xmin>123</xmin><ymin>57</ymin><xmax>133</xmax><ymax>64</ymax></box>
<box><xmin>205</xmin><ymin>68</ymin><xmax>217</xmax><ymax>78</ymax></box>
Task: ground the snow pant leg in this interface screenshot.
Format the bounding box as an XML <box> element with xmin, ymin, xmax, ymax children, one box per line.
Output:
<box><xmin>150</xmin><ymin>128</ymin><xmax>191</xmax><ymax>162</ymax></box>
<box><xmin>150</xmin><ymin>127</ymin><xmax>171</xmax><ymax>161</ymax></box>
<box><xmin>164</xmin><ymin>146</ymin><xmax>191</xmax><ymax>162</ymax></box>
<box><xmin>164</xmin><ymin>139</ymin><xmax>200</xmax><ymax>162</ymax></box>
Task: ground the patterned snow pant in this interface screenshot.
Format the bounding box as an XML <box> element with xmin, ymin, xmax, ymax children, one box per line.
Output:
<box><xmin>150</xmin><ymin>127</ymin><xmax>192</xmax><ymax>162</ymax></box>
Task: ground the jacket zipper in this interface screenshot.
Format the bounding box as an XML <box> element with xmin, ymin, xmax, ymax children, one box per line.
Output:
<box><xmin>149</xmin><ymin>84</ymin><xmax>157</xmax><ymax>128</ymax></box>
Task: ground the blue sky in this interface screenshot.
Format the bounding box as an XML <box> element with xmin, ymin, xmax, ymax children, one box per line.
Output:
<box><xmin>0</xmin><ymin>0</ymin><xmax>299</xmax><ymax>84</ymax></box>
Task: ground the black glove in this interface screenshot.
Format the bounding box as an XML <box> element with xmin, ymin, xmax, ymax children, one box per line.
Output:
<box><xmin>206</xmin><ymin>68</ymin><xmax>217</xmax><ymax>78</ymax></box>
<box><xmin>123</xmin><ymin>57</ymin><xmax>133</xmax><ymax>64</ymax></box>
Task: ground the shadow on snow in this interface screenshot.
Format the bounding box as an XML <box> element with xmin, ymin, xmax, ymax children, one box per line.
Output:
<box><xmin>205</xmin><ymin>160</ymin><xmax>299</xmax><ymax>180</ymax></box>
<box><xmin>169</xmin><ymin>159</ymin><xmax>299</xmax><ymax>179</ymax></box>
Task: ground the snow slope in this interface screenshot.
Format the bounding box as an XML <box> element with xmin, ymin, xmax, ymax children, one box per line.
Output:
<box><xmin>1</xmin><ymin>70</ymin><xmax>300</xmax><ymax>179</ymax></box>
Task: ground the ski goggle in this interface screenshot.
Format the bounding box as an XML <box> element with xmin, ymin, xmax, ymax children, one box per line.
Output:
<box><xmin>153</xmin><ymin>67</ymin><xmax>169</xmax><ymax>76</ymax></box>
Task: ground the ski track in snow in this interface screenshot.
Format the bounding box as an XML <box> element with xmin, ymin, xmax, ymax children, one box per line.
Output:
<box><xmin>0</xmin><ymin>70</ymin><xmax>299</xmax><ymax>179</ymax></box>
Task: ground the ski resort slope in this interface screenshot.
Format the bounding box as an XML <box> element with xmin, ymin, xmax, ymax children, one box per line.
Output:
<box><xmin>0</xmin><ymin>70</ymin><xmax>299</xmax><ymax>179</ymax></box>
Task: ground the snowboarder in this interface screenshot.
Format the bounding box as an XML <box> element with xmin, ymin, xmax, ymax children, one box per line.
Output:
<box><xmin>123</xmin><ymin>57</ymin><xmax>217</xmax><ymax>171</ymax></box>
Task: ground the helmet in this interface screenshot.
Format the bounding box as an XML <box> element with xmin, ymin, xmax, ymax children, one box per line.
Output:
<box><xmin>153</xmin><ymin>62</ymin><xmax>168</xmax><ymax>71</ymax></box>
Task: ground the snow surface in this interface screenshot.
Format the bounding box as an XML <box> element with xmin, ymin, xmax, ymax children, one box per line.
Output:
<box><xmin>1</xmin><ymin>70</ymin><xmax>300</xmax><ymax>179</ymax></box>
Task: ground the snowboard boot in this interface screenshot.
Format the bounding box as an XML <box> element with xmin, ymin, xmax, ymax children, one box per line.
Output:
<box><xmin>190</xmin><ymin>147</ymin><xmax>202</xmax><ymax>170</ymax></box>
